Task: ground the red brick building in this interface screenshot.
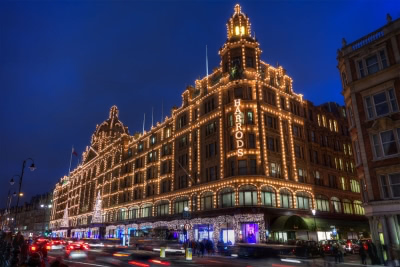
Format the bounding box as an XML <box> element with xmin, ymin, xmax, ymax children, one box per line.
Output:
<box><xmin>337</xmin><ymin>14</ymin><xmax>400</xmax><ymax>264</ymax></box>
<box><xmin>50</xmin><ymin>4</ymin><xmax>367</xmax><ymax>246</ymax></box>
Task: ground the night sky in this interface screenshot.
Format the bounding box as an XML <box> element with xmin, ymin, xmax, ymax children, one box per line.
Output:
<box><xmin>1</xmin><ymin>0</ymin><xmax>399</xmax><ymax>207</ymax></box>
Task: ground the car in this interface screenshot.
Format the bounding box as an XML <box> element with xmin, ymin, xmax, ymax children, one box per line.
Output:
<box><xmin>345</xmin><ymin>239</ymin><xmax>360</xmax><ymax>254</ymax></box>
<box><xmin>64</xmin><ymin>242</ymin><xmax>90</xmax><ymax>259</ymax></box>
<box><xmin>29</xmin><ymin>241</ymin><xmax>50</xmax><ymax>258</ymax></box>
<box><xmin>319</xmin><ymin>240</ymin><xmax>347</xmax><ymax>256</ymax></box>
<box><xmin>48</xmin><ymin>239</ymin><xmax>66</xmax><ymax>250</ymax></box>
<box><xmin>294</xmin><ymin>240</ymin><xmax>321</xmax><ymax>258</ymax></box>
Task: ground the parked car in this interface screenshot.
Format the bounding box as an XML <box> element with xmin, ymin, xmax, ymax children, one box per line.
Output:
<box><xmin>319</xmin><ymin>240</ymin><xmax>346</xmax><ymax>255</ymax></box>
<box><xmin>345</xmin><ymin>239</ymin><xmax>360</xmax><ymax>254</ymax></box>
<box><xmin>294</xmin><ymin>240</ymin><xmax>321</xmax><ymax>258</ymax></box>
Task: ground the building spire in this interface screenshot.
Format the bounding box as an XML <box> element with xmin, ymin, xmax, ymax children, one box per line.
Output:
<box><xmin>234</xmin><ymin>3</ymin><xmax>241</xmax><ymax>14</ymax></box>
<box><xmin>227</xmin><ymin>4</ymin><xmax>251</xmax><ymax>39</ymax></box>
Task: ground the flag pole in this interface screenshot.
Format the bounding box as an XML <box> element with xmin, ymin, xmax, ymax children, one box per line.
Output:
<box><xmin>161</xmin><ymin>100</ymin><xmax>164</xmax><ymax>123</ymax></box>
<box><xmin>206</xmin><ymin>45</ymin><xmax>209</xmax><ymax>91</ymax></box>
<box><xmin>68</xmin><ymin>146</ymin><xmax>73</xmax><ymax>178</ymax></box>
<box><xmin>142</xmin><ymin>113</ymin><xmax>146</xmax><ymax>135</ymax></box>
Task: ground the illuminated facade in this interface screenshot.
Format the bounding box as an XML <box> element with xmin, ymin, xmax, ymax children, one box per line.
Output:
<box><xmin>50</xmin><ymin>5</ymin><xmax>367</xmax><ymax>244</ymax></box>
<box><xmin>337</xmin><ymin>15</ymin><xmax>400</xmax><ymax>263</ymax></box>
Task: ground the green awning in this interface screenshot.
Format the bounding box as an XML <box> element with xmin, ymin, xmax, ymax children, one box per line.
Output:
<box><xmin>271</xmin><ymin>215</ymin><xmax>309</xmax><ymax>231</ymax></box>
<box><xmin>303</xmin><ymin>218</ymin><xmax>369</xmax><ymax>232</ymax></box>
<box><xmin>271</xmin><ymin>216</ymin><xmax>369</xmax><ymax>233</ymax></box>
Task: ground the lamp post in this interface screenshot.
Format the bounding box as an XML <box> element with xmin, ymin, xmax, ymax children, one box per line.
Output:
<box><xmin>312</xmin><ymin>209</ymin><xmax>317</xmax><ymax>241</ymax></box>
<box><xmin>13</xmin><ymin>158</ymin><xmax>36</xmax><ymax>230</ymax></box>
<box><xmin>3</xmin><ymin>177</ymin><xmax>17</xmax><ymax>230</ymax></box>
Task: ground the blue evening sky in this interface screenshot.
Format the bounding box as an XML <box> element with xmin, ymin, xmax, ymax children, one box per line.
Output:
<box><xmin>0</xmin><ymin>0</ymin><xmax>399</xmax><ymax>206</ymax></box>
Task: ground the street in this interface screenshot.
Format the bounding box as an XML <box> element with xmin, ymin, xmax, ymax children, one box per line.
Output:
<box><xmin>47</xmin><ymin>250</ymin><xmax>381</xmax><ymax>267</ymax></box>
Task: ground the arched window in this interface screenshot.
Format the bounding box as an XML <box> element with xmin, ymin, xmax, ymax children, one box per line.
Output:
<box><xmin>279</xmin><ymin>189</ymin><xmax>293</xmax><ymax>208</ymax></box>
<box><xmin>296</xmin><ymin>192</ymin><xmax>311</xmax><ymax>209</ymax></box>
<box><xmin>156</xmin><ymin>201</ymin><xmax>169</xmax><ymax>216</ymax></box>
<box><xmin>201</xmin><ymin>192</ymin><xmax>213</xmax><ymax>210</ymax></box>
<box><xmin>343</xmin><ymin>199</ymin><xmax>353</xmax><ymax>214</ymax></box>
<box><xmin>128</xmin><ymin>207</ymin><xmax>139</xmax><ymax>219</ymax></box>
<box><xmin>118</xmin><ymin>208</ymin><xmax>126</xmax><ymax>221</ymax></box>
<box><xmin>219</xmin><ymin>188</ymin><xmax>235</xmax><ymax>208</ymax></box>
<box><xmin>316</xmin><ymin>195</ymin><xmax>330</xmax><ymax>212</ymax></box>
<box><xmin>331</xmin><ymin>197</ymin><xmax>342</xmax><ymax>213</ymax></box>
<box><xmin>353</xmin><ymin>200</ymin><xmax>364</xmax><ymax>215</ymax></box>
<box><xmin>174</xmin><ymin>197</ymin><xmax>189</xmax><ymax>214</ymax></box>
<box><xmin>141</xmin><ymin>204</ymin><xmax>152</xmax><ymax>218</ymax></box>
<box><xmin>261</xmin><ymin>186</ymin><xmax>276</xmax><ymax>207</ymax></box>
<box><xmin>239</xmin><ymin>185</ymin><xmax>258</xmax><ymax>206</ymax></box>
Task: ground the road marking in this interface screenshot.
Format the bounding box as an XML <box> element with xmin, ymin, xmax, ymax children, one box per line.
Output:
<box><xmin>64</xmin><ymin>259</ymin><xmax>110</xmax><ymax>267</ymax></box>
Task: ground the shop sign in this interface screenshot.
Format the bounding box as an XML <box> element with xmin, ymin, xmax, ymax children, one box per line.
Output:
<box><xmin>234</xmin><ymin>99</ymin><xmax>244</xmax><ymax>157</ymax></box>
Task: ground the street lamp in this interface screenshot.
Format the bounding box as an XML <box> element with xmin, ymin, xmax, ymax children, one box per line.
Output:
<box><xmin>311</xmin><ymin>209</ymin><xmax>318</xmax><ymax>241</ymax></box>
<box><xmin>19</xmin><ymin>193</ymin><xmax>24</xmax><ymax>197</ymax></box>
<box><xmin>13</xmin><ymin>158</ymin><xmax>36</xmax><ymax>229</ymax></box>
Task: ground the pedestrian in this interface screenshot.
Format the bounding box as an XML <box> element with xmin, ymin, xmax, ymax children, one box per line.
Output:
<box><xmin>338</xmin><ymin>242</ymin><xmax>345</xmax><ymax>263</ymax></box>
<box><xmin>200</xmin><ymin>240</ymin><xmax>205</xmax><ymax>257</ymax></box>
<box><xmin>359</xmin><ymin>241</ymin><xmax>367</xmax><ymax>265</ymax></box>
<box><xmin>332</xmin><ymin>243</ymin><xmax>339</xmax><ymax>263</ymax></box>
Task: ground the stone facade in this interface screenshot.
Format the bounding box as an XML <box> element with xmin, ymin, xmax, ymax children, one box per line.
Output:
<box><xmin>337</xmin><ymin>14</ymin><xmax>400</xmax><ymax>265</ymax></box>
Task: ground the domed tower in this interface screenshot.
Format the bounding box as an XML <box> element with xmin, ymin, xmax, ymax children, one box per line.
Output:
<box><xmin>220</xmin><ymin>4</ymin><xmax>261</xmax><ymax>80</ymax></box>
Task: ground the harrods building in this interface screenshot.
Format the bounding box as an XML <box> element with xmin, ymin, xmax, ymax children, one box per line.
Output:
<box><xmin>50</xmin><ymin>5</ymin><xmax>368</xmax><ymax>245</ymax></box>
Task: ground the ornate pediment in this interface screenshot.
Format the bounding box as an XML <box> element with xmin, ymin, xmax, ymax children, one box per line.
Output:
<box><xmin>370</xmin><ymin>116</ymin><xmax>396</xmax><ymax>132</ymax></box>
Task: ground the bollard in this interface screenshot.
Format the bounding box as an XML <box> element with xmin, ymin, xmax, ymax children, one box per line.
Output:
<box><xmin>160</xmin><ymin>247</ymin><xmax>166</xmax><ymax>258</ymax></box>
<box><xmin>185</xmin><ymin>248</ymin><xmax>192</xmax><ymax>261</ymax></box>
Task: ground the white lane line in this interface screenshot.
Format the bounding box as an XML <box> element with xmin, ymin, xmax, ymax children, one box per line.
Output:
<box><xmin>63</xmin><ymin>259</ymin><xmax>109</xmax><ymax>267</ymax></box>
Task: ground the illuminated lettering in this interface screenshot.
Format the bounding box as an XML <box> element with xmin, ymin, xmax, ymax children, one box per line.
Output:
<box><xmin>234</xmin><ymin>99</ymin><xmax>244</xmax><ymax>157</ymax></box>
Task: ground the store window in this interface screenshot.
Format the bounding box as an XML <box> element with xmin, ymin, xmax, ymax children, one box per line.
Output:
<box><xmin>241</xmin><ymin>223</ymin><xmax>259</xmax><ymax>244</ymax></box>
<box><xmin>343</xmin><ymin>199</ymin><xmax>353</xmax><ymax>214</ymax></box>
<box><xmin>174</xmin><ymin>198</ymin><xmax>189</xmax><ymax>214</ymax></box>
<box><xmin>239</xmin><ymin>185</ymin><xmax>258</xmax><ymax>206</ymax></box>
<box><xmin>353</xmin><ymin>200</ymin><xmax>364</xmax><ymax>215</ymax></box>
<box><xmin>261</xmin><ymin>186</ymin><xmax>276</xmax><ymax>207</ymax></box>
<box><xmin>219</xmin><ymin>188</ymin><xmax>235</xmax><ymax>208</ymax></box>
<box><xmin>296</xmin><ymin>192</ymin><xmax>311</xmax><ymax>210</ymax></box>
<box><xmin>280</xmin><ymin>189</ymin><xmax>292</xmax><ymax>208</ymax></box>
<box><xmin>316</xmin><ymin>195</ymin><xmax>330</xmax><ymax>212</ymax></box>
<box><xmin>201</xmin><ymin>192</ymin><xmax>213</xmax><ymax>210</ymax></box>
<box><xmin>331</xmin><ymin>197</ymin><xmax>342</xmax><ymax>213</ymax></box>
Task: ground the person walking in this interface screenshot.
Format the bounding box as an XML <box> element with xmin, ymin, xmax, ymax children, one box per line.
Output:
<box><xmin>360</xmin><ymin>241</ymin><xmax>368</xmax><ymax>265</ymax></box>
<box><xmin>338</xmin><ymin>242</ymin><xmax>345</xmax><ymax>263</ymax></box>
<box><xmin>332</xmin><ymin>243</ymin><xmax>339</xmax><ymax>263</ymax></box>
<box><xmin>199</xmin><ymin>240</ymin><xmax>205</xmax><ymax>257</ymax></box>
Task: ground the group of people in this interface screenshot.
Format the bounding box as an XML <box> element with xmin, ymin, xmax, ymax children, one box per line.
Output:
<box><xmin>0</xmin><ymin>230</ymin><xmax>66</xmax><ymax>267</ymax></box>
<box><xmin>359</xmin><ymin>240</ymin><xmax>380</xmax><ymax>265</ymax></box>
<box><xmin>0</xmin><ymin>231</ymin><xmax>29</xmax><ymax>267</ymax></box>
<box><xmin>183</xmin><ymin>239</ymin><xmax>215</xmax><ymax>257</ymax></box>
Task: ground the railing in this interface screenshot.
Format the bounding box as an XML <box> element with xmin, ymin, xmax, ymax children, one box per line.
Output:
<box><xmin>351</xmin><ymin>30</ymin><xmax>384</xmax><ymax>51</ymax></box>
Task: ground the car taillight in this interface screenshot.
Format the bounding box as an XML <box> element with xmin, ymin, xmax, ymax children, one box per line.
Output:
<box><xmin>46</xmin><ymin>245</ymin><xmax>51</xmax><ymax>250</ymax></box>
<box><xmin>128</xmin><ymin>261</ymin><xmax>149</xmax><ymax>267</ymax></box>
<box><xmin>67</xmin><ymin>245</ymin><xmax>74</xmax><ymax>250</ymax></box>
<box><xmin>149</xmin><ymin>259</ymin><xmax>170</xmax><ymax>266</ymax></box>
<box><xmin>83</xmin><ymin>245</ymin><xmax>89</xmax><ymax>250</ymax></box>
<box><xmin>31</xmin><ymin>246</ymin><xmax>37</xmax><ymax>251</ymax></box>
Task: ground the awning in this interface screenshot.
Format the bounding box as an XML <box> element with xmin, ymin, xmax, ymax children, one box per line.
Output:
<box><xmin>270</xmin><ymin>215</ymin><xmax>309</xmax><ymax>231</ymax></box>
<box><xmin>303</xmin><ymin>218</ymin><xmax>369</xmax><ymax>232</ymax></box>
<box><xmin>270</xmin><ymin>216</ymin><xmax>369</xmax><ymax>233</ymax></box>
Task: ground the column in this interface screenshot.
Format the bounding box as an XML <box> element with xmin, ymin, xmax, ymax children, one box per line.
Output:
<box><xmin>380</xmin><ymin>216</ymin><xmax>394</xmax><ymax>263</ymax></box>
<box><xmin>387</xmin><ymin>215</ymin><xmax>399</xmax><ymax>245</ymax></box>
